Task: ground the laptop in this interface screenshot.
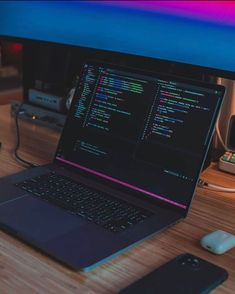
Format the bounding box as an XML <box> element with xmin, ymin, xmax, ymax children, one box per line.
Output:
<box><xmin>0</xmin><ymin>61</ymin><xmax>225</xmax><ymax>271</ymax></box>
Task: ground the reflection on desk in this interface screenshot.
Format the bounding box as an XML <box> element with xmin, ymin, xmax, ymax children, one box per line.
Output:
<box><xmin>0</xmin><ymin>104</ymin><xmax>234</xmax><ymax>293</ymax></box>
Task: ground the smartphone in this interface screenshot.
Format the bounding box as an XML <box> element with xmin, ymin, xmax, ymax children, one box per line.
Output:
<box><xmin>119</xmin><ymin>253</ymin><xmax>228</xmax><ymax>294</ymax></box>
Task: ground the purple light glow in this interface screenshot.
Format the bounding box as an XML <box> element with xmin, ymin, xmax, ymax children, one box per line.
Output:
<box><xmin>56</xmin><ymin>156</ymin><xmax>187</xmax><ymax>209</ymax></box>
<box><xmin>96</xmin><ymin>1</ymin><xmax>235</xmax><ymax>26</ymax></box>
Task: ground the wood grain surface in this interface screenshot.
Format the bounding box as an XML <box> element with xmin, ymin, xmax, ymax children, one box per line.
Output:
<box><xmin>0</xmin><ymin>104</ymin><xmax>234</xmax><ymax>294</ymax></box>
<box><xmin>0</xmin><ymin>88</ymin><xmax>23</xmax><ymax>105</ymax></box>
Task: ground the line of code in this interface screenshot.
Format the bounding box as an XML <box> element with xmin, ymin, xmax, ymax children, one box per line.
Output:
<box><xmin>83</xmin><ymin>71</ymin><xmax>145</xmax><ymax>132</ymax></box>
<box><xmin>142</xmin><ymin>81</ymin><xmax>210</xmax><ymax>141</ymax></box>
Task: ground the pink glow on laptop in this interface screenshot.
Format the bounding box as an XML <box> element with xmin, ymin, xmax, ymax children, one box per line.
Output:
<box><xmin>56</xmin><ymin>156</ymin><xmax>187</xmax><ymax>209</ymax></box>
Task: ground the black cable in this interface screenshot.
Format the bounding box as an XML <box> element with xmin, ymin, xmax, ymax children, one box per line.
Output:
<box><xmin>14</xmin><ymin>102</ymin><xmax>38</xmax><ymax>168</ymax></box>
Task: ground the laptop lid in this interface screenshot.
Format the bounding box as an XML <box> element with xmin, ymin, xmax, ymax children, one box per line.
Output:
<box><xmin>54</xmin><ymin>61</ymin><xmax>225</xmax><ymax>216</ymax></box>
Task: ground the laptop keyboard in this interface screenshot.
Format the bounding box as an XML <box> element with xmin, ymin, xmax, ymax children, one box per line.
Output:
<box><xmin>15</xmin><ymin>172</ymin><xmax>153</xmax><ymax>233</ymax></box>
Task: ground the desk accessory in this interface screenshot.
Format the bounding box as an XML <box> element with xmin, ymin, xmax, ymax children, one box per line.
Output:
<box><xmin>219</xmin><ymin>151</ymin><xmax>235</xmax><ymax>175</ymax></box>
<box><xmin>11</xmin><ymin>100</ymin><xmax>66</xmax><ymax>130</ymax></box>
<box><xmin>201</xmin><ymin>230</ymin><xmax>235</xmax><ymax>254</ymax></box>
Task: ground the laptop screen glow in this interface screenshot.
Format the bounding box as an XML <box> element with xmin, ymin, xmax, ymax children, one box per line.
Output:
<box><xmin>56</xmin><ymin>62</ymin><xmax>224</xmax><ymax>210</ymax></box>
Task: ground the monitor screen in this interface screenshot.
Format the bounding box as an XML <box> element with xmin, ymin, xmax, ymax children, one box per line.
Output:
<box><xmin>55</xmin><ymin>62</ymin><xmax>224</xmax><ymax>210</ymax></box>
<box><xmin>1</xmin><ymin>2</ymin><xmax>235</xmax><ymax>74</ymax></box>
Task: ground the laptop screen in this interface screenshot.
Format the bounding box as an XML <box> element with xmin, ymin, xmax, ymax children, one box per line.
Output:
<box><xmin>55</xmin><ymin>62</ymin><xmax>224</xmax><ymax>211</ymax></box>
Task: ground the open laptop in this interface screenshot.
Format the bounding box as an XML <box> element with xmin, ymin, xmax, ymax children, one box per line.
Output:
<box><xmin>0</xmin><ymin>61</ymin><xmax>225</xmax><ymax>271</ymax></box>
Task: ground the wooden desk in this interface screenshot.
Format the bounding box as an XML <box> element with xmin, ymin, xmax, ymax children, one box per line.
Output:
<box><xmin>0</xmin><ymin>87</ymin><xmax>23</xmax><ymax>105</ymax></box>
<box><xmin>0</xmin><ymin>104</ymin><xmax>234</xmax><ymax>293</ymax></box>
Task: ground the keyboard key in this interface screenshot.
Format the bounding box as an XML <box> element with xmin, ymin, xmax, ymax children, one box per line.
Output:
<box><xmin>15</xmin><ymin>172</ymin><xmax>153</xmax><ymax>233</ymax></box>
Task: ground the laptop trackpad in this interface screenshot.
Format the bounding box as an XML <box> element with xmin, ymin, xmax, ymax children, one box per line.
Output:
<box><xmin>0</xmin><ymin>195</ymin><xmax>85</xmax><ymax>243</ymax></box>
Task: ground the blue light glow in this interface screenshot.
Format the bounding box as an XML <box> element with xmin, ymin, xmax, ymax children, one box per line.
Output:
<box><xmin>0</xmin><ymin>1</ymin><xmax>235</xmax><ymax>72</ymax></box>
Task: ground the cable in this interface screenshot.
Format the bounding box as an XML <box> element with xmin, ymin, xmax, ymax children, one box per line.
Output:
<box><xmin>14</xmin><ymin>102</ymin><xmax>39</xmax><ymax>168</ymax></box>
<box><xmin>198</xmin><ymin>178</ymin><xmax>235</xmax><ymax>193</ymax></box>
<box><xmin>215</xmin><ymin>119</ymin><xmax>228</xmax><ymax>151</ymax></box>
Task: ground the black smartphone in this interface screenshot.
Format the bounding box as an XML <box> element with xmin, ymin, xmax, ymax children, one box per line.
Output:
<box><xmin>119</xmin><ymin>253</ymin><xmax>228</xmax><ymax>294</ymax></box>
